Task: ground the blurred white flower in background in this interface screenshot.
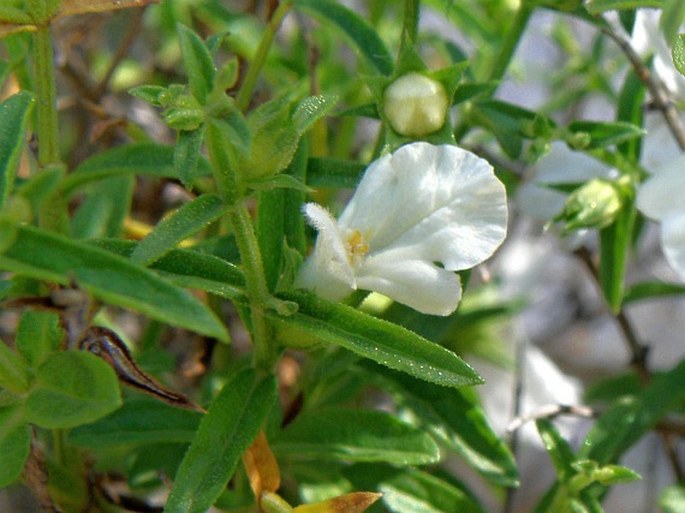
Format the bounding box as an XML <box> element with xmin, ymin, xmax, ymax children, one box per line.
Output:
<box><xmin>637</xmin><ymin>155</ymin><xmax>685</xmax><ymax>278</ymax></box>
<box><xmin>296</xmin><ymin>142</ymin><xmax>508</xmax><ymax>316</ymax></box>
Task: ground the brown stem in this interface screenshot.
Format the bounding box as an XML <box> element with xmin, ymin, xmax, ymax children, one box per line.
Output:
<box><xmin>600</xmin><ymin>19</ymin><xmax>685</xmax><ymax>151</ymax></box>
<box><xmin>94</xmin><ymin>8</ymin><xmax>145</xmax><ymax>98</ymax></box>
<box><xmin>574</xmin><ymin>246</ymin><xmax>685</xmax><ymax>482</ymax></box>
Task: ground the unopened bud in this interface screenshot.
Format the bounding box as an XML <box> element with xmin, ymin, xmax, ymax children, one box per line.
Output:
<box><xmin>556</xmin><ymin>178</ymin><xmax>623</xmax><ymax>233</ymax></box>
<box><xmin>383</xmin><ymin>73</ymin><xmax>448</xmax><ymax>137</ymax></box>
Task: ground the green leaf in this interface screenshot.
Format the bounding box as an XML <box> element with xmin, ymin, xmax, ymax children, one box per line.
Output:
<box><xmin>175</xmin><ymin>127</ymin><xmax>206</xmax><ymax>189</ymax></box>
<box><xmin>62</xmin><ymin>143</ymin><xmax>211</xmax><ymax>194</ymax></box>
<box><xmin>616</xmin><ymin>67</ymin><xmax>645</xmax><ymax>161</ymax></box>
<box><xmin>25</xmin><ymin>351</ymin><xmax>122</xmax><ymax>429</ymax></box>
<box><xmin>273</xmin><ymin>291</ymin><xmax>483</xmax><ymax>388</ymax></box>
<box><xmin>472</xmin><ymin>100</ymin><xmax>545</xmax><ymax>159</ymax></box>
<box><xmin>580</xmin><ymin>358</ymin><xmax>685</xmax><ymax>464</ymax></box>
<box><xmin>673</xmin><ymin>34</ymin><xmax>685</xmax><ymax>77</ymax></box>
<box><xmin>344</xmin><ymin>464</ymin><xmax>486</xmax><ymax>513</ymax></box>
<box><xmin>15</xmin><ymin>310</ymin><xmax>63</xmax><ymax>368</ymax></box>
<box><xmin>373</xmin><ymin>364</ymin><xmax>518</xmax><ymax>486</ymax></box>
<box><xmin>0</xmin><ymin>403</ymin><xmax>30</xmax><ymax>487</ymax></box>
<box><xmin>584</xmin><ymin>0</ymin><xmax>663</xmax><ymax>14</ymax></box>
<box><xmin>379</xmin><ymin>469</ymin><xmax>485</xmax><ymax>513</ymax></box>
<box><xmin>165</xmin><ymin>368</ymin><xmax>277</xmax><ymax>513</ymax></box>
<box><xmin>70</xmin><ymin>175</ymin><xmax>134</xmax><ymax>239</ymax></box>
<box><xmin>293</xmin><ymin>94</ymin><xmax>338</xmax><ymax>133</ymax></box>
<box><xmin>536</xmin><ymin>419</ymin><xmax>576</xmax><ymax>481</ymax></box>
<box><xmin>88</xmin><ymin>238</ymin><xmax>246</xmax><ymax>301</ymax></box>
<box><xmin>273</xmin><ymin>408</ymin><xmax>440</xmax><ymax>465</ymax></box>
<box><xmin>0</xmin><ymin>223</ymin><xmax>229</xmax><ymax>340</ymax></box>
<box><xmin>68</xmin><ymin>397</ymin><xmax>202</xmax><ymax>448</ymax></box>
<box><xmin>240</xmin><ymin>95</ymin><xmax>334</xmax><ymax>179</ymax></box>
<box><xmin>660</xmin><ymin>485</ymin><xmax>685</xmax><ymax>513</ymax></box>
<box><xmin>566</xmin><ymin>121</ymin><xmax>644</xmax><ymax>150</ymax></box>
<box><xmin>661</xmin><ymin>0</ymin><xmax>685</xmax><ymax>45</ymax></box>
<box><xmin>129</xmin><ymin>84</ymin><xmax>168</xmax><ymax>106</ymax></box>
<box><xmin>623</xmin><ymin>280</ymin><xmax>685</xmax><ymax>304</ymax></box>
<box><xmin>0</xmin><ymin>340</ymin><xmax>31</xmax><ymax>393</ymax></box>
<box><xmin>598</xmin><ymin>198</ymin><xmax>636</xmax><ymax>312</ymax></box>
<box><xmin>257</xmin><ymin>140</ymin><xmax>308</xmax><ymax>291</ymax></box>
<box><xmin>306</xmin><ymin>157</ymin><xmax>364</xmax><ymax>188</ymax></box>
<box><xmin>0</xmin><ymin>91</ymin><xmax>33</xmax><ymax>209</ymax></box>
<box><xmin>130</xmin><ymin>194</ymin><xmax>229</xmax><ymax>266</ymax></box>
<box><xmin>294</xmin><ymin>0</ymin><xmax>393</xmax><ymax>75</ymax></box>
<box><xmin>177</xmin><ymin>23</ymin><xmax>215</xmax><ymax>103</ymax></box>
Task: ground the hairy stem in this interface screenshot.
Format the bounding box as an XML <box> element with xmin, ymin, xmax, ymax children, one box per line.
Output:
<box><xmin>205</xmin><ymin>122</ymin><xmax>274</xmax><ymax>370</ymax></box>
<box><xmin>33</xmin><ymin>26</ymin><xmax>61</xmax><ymax>167</ymax></box>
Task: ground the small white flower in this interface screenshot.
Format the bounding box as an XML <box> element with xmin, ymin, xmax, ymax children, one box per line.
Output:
<box><xmin>637</xmin><ymin>154</ymin><xmax>685</xmax><ymax>277</ymax></box>
<box><xmin>295</xmin><ymin>142</ymin><xmax>508</xmax><ymax>316</ymax></box>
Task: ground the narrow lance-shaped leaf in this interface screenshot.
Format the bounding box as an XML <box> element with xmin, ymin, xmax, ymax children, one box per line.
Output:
<box><xmin>130</xmin><ymin>194</ymin><xmax>229</xmax><ymax>267</ymax></box>
<box><xmin>0</xmin><ymin>91</ymin><xmax>33</xmax><ymax>208</ymax></box>
<box><xmin>273</xmin><ymin>291</ymin><xmax>483</xmax><ymax>388</ymax></box>
<box><xmin>598</xmin><ymin>198</ymin><xmax>636</xmax><ymax>312</ymax></box>
<box><xmin>61</xmin><ymin>143</ymin><xmax>212</xmax><ymax>194</ymax></box>
<box><xmin>175</xmin><ymin>127</ymin><xmax>206</xmax><ymax>189</ymax></box>
<box><xmin>165</xmin><ymin>368</ymin><xmax>278</xmax><ymax>513</ymax></box>
<box><xmin>68</xmin><ymin>397</ymin><xmax>202</xmax><ymax>448</ymax></box>
<box><xmin>273</xmin><ymin>408</ymin><xmax>440</xmax><ymax>465</ymax></box>
<box><xmin>371</xmin><ymin>362</ymin><xmax>518</xmax><ymax>486</ymax></box>
<box><xmin>0</xmin><ymin>223</ymin><xmax>229</xmax><ymax>340</ymax></box>
<box><xmin>580</xmin><ymin>358</ymin><xmax>685</xmax><ymax>464</ymax></box>
<box><xmin>674</xmin><ymin>34</ymin><xmax>685</xmax><ymax>77</ymax></box>
<box><xmin>177</xmin><ymin>23</ymin><xmax>215</xmax><ymax>103</ymax></box>
<box><xmin>293</xmin><ymin>0</ymin><xmax>393</xmax><ymax>75</ymax></box>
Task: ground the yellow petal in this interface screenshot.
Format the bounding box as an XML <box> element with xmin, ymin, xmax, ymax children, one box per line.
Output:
<box><xmin>242</xmin><ymin>431</ymin><xmax>281</xmax><ymax>499</ymax></box>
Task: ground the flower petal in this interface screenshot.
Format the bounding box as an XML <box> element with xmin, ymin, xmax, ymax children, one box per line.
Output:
<box><xmin>295</xmin><ymin>203</ymin><xmax>355</xmax><ymax>300</ymax></box>
<box><xmin>660</xmin><ymin>215</ymin><xmax>685</xmax><ymax>279</ymax></box>
<box><xmin>637</xmin><ymin>154</ymin><xmax>685</xmax><ymax>221</ymax></box>
<box><xmin>356</xmin><ymin>251</ymin><xmax>462</xmax><ymax>316</ymax></box>
<box><xmin>339</xmin><ymin>142</ymin><xmax>507</xmax><ymax>270</ymax></box>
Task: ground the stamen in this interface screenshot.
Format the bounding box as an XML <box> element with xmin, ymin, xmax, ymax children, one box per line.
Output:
<box><xmin>346</xmin><ymin>230</ymin><xmax>369</xmax><ymax>264</ymax></box>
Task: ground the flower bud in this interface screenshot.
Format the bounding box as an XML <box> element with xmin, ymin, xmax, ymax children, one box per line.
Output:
<box><xmin>555</xmin><ymin>178</ymin><xmax>623</xmax><ymax>233</ymax></box>
<box><xmin>382</xmin><ymin>72</ymin><xmax>449</xmax><ymax>137</ymax></box>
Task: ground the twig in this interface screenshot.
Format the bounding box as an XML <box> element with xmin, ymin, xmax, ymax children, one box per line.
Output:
<box><xmin>506</xmin><ymin>403</ymin><xmax>596</xmax><ymax>434</ymax></box>
<box><xmin>575</xmin><ymin>247</ymin><xmax>650</xmax><ymax>381</ymax></box>
<box><xmin>600</xmin><ymin>19</ymin><xmax>685</xmax><ymax>151</ymax></box>
<box><xmin>574</xmin><ymin>246</ymin><xmax>685</xmax><ymax>482</ymax></box>
<box><xmin>503</xmin><ymin>331</ymin><xmax>526</xmax><ymax>513</ymax></box>
<box><xmin>94</xmin><ymin>8</ymin><xmax>145</xmax><ymax>98</ymax></box>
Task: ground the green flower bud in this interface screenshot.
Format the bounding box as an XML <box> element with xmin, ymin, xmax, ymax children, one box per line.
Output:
<box><xmin>383</xmin><ymin>72</ymin><xmax>449</xmax><ymax>137</ymax></box>
<box><xmin>162</xmin><ymin>94</ymin><xmax>204</xmax><ymax>131</ymax></box>
<box><xmin>556</xmin><ymin>178</ymin><xmax>623</xmax><ymax>233</ymax></box>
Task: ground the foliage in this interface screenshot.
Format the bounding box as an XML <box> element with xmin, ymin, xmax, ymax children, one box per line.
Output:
<box><xmin>1</xmin><ymin>0</ymin><xmax>685</xmax><ymax>512</ymax></box>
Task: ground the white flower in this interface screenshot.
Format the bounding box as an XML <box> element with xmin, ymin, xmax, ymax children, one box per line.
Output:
<box><xmin>637</xmin><ymin>154</ymin><xmax>685</xmax><ymax>277</ymax></box>
<box><xmin>295</xmin><ymin>142</ymin><xmax>508</xmax><ymax>316</ymax></box>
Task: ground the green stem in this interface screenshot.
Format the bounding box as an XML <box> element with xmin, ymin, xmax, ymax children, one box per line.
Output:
<box><xmin>228</xmin><ymin>205</ymin><xmax>273</xmax><ymax>369</ymax></box>
<box><xmin>33</xmin><ymin>26</ymin><xmax>60</xmax><ymax>167</ymax></box>
<box><xmin>52</xmin><ymin>429</ymin><xmax>65</xmax><ymax>466</ymax></box>
<box><xmin>484</xmin><ymin>3</ymin><xmax>534</xmax><ymax>82</ymax></box>
<box><xmin>235</xmin><ymin>0</ymin><xmax>293</xmax><ymax>112</ymax></box>
<box><xmin>205</xmin><ymin>122</ymin><xmax>274</xmax><ymax>370</ymax></box>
